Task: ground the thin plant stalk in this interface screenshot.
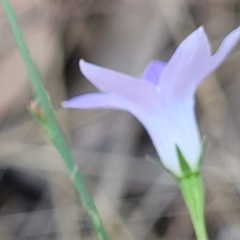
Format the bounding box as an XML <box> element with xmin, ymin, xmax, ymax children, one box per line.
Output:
<box><xmin>178</xmin><ymin>173</ymin><xmax>208</xmax><ymax>240</ymax></box>
<box><xmin>1</xmin><ymin>1</ymin><xmax>110</xmax><ymax>239</ymax></box>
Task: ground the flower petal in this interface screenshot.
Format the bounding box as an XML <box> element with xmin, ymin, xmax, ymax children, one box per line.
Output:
<box><xmin>79</xmin><ymin>60</ymin><xmax>161</xmax><ymax>109</ymax></box>
<box><xmin>208</xmin><ymin>26</ymin><xmax>240</xmax><ymax>71</ymax></box>
<box><xmin>62</xmin><ymin>93</ymin><xmax>130</xmax><ymax>110</ymax></box>
<box><xmin>159</xmin><ymin>27</ymin><xmax>211</xmax><ymax>98</ymax></box>
<box><xmin>142</xmin><ymin>60</ymin><xmax>166</xmax><ymax>85</ymax></box>
<box><xmin>62</xmin><ymin>93</ymin><xmax>145</xmax><ymax>118</ymax></box>
<box><xmin>140</xmin><ymin>96</ymin><xmax>201</xmax><ymax>174</ymax></box>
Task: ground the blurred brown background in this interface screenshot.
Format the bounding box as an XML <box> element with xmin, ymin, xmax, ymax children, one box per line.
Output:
<box><xmin>0</xmin><ymin>0</ymin><xmax>240</xmax><ymax>239</ymax></box>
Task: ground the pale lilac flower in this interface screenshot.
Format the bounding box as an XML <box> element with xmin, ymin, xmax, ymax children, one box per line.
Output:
<box><xmin>63</xmin><ymin>26</ymin><xmax>240</xmax><ymax>175</ymax></box>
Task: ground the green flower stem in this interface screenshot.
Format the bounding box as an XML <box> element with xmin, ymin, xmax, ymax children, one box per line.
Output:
<box><xmin>178</xmin><ymin>173</ymin><xmax>208</xmax><ymax>240</ymax></box>
<box><xmin>1</xmin><ymin>1</ymin><xmax>110</xmax><ymax>239</ymax></box>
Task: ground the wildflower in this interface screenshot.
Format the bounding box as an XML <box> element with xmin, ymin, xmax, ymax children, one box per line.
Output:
<box><xmin>62</xmin><ymin>26</ymin><xmax>240</xmax><ymax>175</ymax></box>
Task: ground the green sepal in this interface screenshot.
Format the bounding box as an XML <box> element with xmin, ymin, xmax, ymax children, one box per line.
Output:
<box><xmin>197</xmin><ymin>136</ymin><xmax>206</xmax><ymax>169</ymax></box>
<box><xmin>174</xmin><ymin>137</ymin><xmax>206</xmax><ymax>180</ymax></box>
<box><xmin>176</xmin><ymin>145</ymin><xmax>192</xmax><ymax>176</ymax></box>
<box><xmin>145</xmin><ymin>138</ymin><xmax>206</xmax><ymax>181</ymax></box>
